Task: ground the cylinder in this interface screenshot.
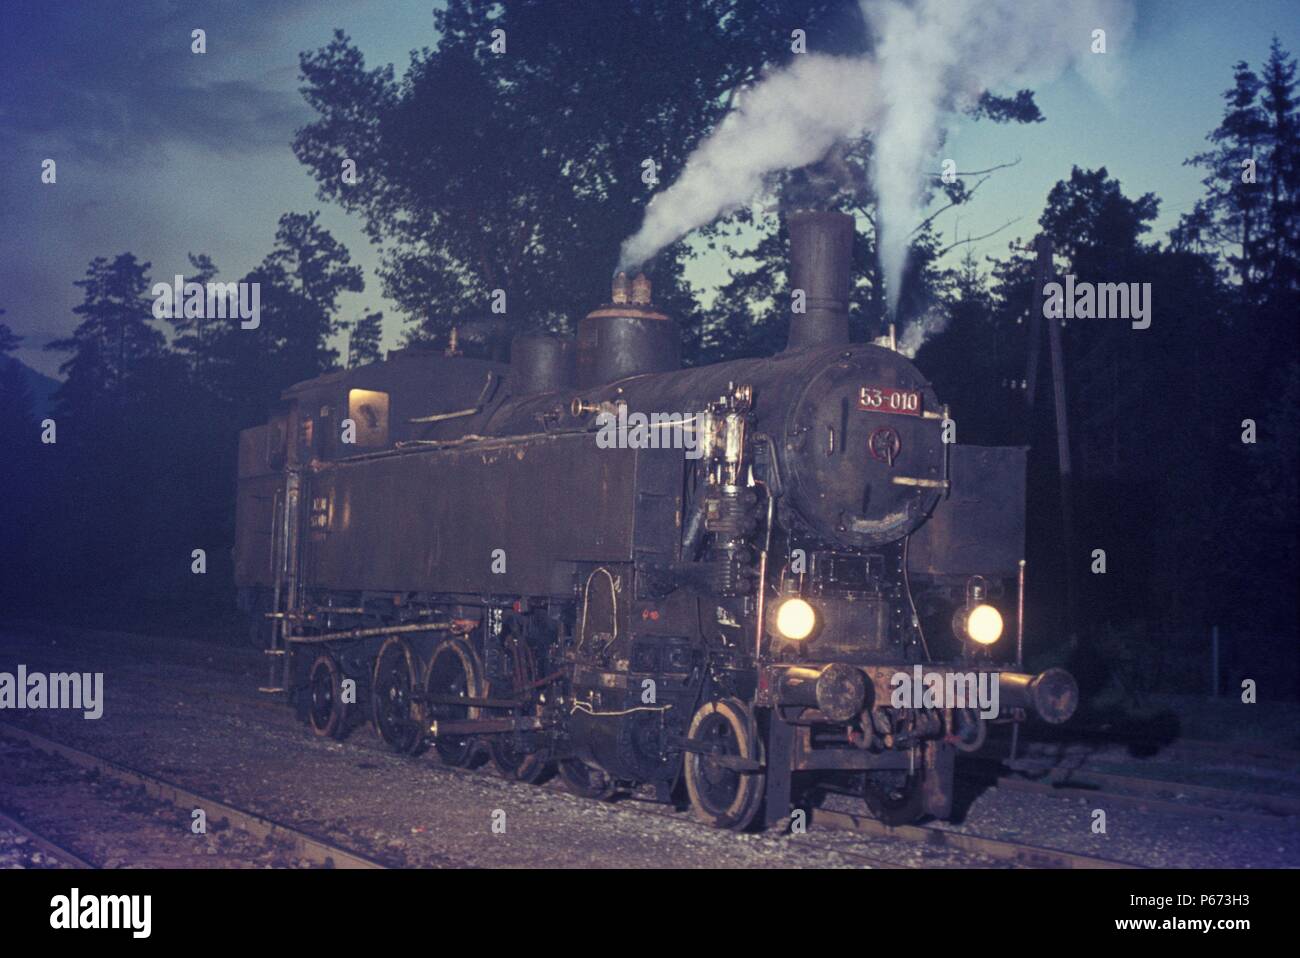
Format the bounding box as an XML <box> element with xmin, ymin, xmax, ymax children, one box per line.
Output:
<box><xmin>997</xmin><ymin>668</ymin><xmax>1079</xmax><ymax>725</ymax></box>
<box><xmin>510</xmin><ymin>333</ymin><xmax>573</xmax><ymax>396</ymax></box>
<box><xmin>776</xmin><ymin>663</ymin><xmax>867</xmax><ymax>723</ymax></box>
<box><xmin>776</xmin><ymin>666</ymin><xmax>824</xmax><ymax>709</ymax></box>
<box><xmin>786</xmin><ymin>211</ymin><xmax>853</xmax><ymax>351</ymax></box>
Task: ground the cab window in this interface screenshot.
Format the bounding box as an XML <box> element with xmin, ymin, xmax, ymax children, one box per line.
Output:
<box><xmin>347</xmin><ymin>389</ymin><xmax>390</xmax><ymax>448</ymax></box>
<box><xmin>266</xmin><ymin>413</ymin><xmax>288</xmax><ymax>469</ymax></box>
<box><xmin>297</xmin><ymin>415</ymin><xmax>315</xmax><ymax>460</ymax></box>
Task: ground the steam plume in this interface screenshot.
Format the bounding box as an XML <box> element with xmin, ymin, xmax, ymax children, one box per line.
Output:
<box><xmin>896</xmin><ymin>304</ymin><xmax>949</xmax><ymax>359</ymax></box>
<box><xmin>617</xmin><ymin>54</ymin><xmax>881</xmax><ymax>271</ymax></box>
<box><xmin>867</xmin><ymin>0</ymin><xmax>1132</xmax><ymax>314</ymax></box>
<box><xmin>619</xmin><ymin>0</ymin><xmax>1132</xmax><ymax>316</ymax></box>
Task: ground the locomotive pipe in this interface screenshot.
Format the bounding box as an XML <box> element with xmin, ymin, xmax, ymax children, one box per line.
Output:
<box><xmin>424</xmin><ymin>694</ymin><xmax>526</xmax><ymax>710</ymax></box>
<box><xmin>997</xmin><ymin>667</ymin><xmax>1079</xmax><ymax>725</ymax></box>
<box><xmin>285</xmin><ymin>621</ymin><xmax>455</xmax><ymax>644</ymax></box>
<box><xmin>776</xmin><ymin>663</ymin><xmax>867</xmax><ymax>723</ymax></box>
<box><xmin>753</xmin><ymin>484</ymin><xmax>775</xmax><ymax>661</ymax></box>
<box><xmin>1016</xmin><ymin>559</ymin><xmax>1026</xmax><ymax>670</ymax></box>
<box><xmin>429</xmin><ymin>716</ymin><xmax>547</xmax><ymax>736</ymax></box>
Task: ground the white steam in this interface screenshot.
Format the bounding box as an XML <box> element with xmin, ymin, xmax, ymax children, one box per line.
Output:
<box><xmin>867</xmin><ymin>0</ymin><xmax>1132</xmax><ymax>314</ymax></box>
<box><xmin>896</xmin><ymin>304</ymin><xmax>949</xmax><ymax>359</ymax></box>
<box><xmin>618</xmin><ymin>54</ymin><xmax>881</xmax><ymax>271</ymax></box>
<box><xmin>619</xmin><ymin>0</ymin><xmax>1132</xmax><ymax>316</ymax></box>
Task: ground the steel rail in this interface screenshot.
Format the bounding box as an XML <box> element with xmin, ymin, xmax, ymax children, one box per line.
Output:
<box><xmin>0</xmin><ymin>806</ymin><xmax>97</xmax><ymax>869</ymax></box>
<box><xmin>809</xmin><ymin>807</ymin><xmax>1139</xmax><ymax>869</ymax></box>
<box><xmin>0</xmin><ymin>723</ymin><xmax>387</xmax><ymax>870</ymax></box>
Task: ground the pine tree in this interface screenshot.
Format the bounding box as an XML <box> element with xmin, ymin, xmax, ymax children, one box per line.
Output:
<box><xmin>204</xmin><ymin>212</ymin><xmax>363</xmax><ymax>425</ymax></box>
<box><xmin>1177</xmin><ymin>59</ymin><xmax>1270</xmax><ymax>299</ymax></box>
<box><xmin>167</xmin><ymin>252</ymin><xmax>221</xmax><ymax>377</ymax></box>
<box><xmin>1258</xmin><ymin>37</ymin><xmax>1300</xmax><ymax>300</ymax></box>
<box><xmin>347</xmin><ymin>311</ymin><xmax>383</xmax><ymax>367</ymax></box>
<box><xmin>0</xmin><ymin>316</ymin><xmax>40</xmax><ymax>609</ymax></box>
<box><xmin>45</xmin><ymin>253</ymin><xmax>164</xmax><ymax>412</ymax></box>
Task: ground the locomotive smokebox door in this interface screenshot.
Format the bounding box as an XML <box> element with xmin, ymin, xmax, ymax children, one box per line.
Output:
<box><xmin>783</xmin><ymin>352</ymin><xmax>944</xmax><ymax>548</ymax></box>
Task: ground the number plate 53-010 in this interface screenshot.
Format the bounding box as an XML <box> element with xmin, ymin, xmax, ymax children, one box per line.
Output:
<box><xmin>858</xmin><ymin>385</ymin><xmax>923</xmax><ymax>416</ymax></box>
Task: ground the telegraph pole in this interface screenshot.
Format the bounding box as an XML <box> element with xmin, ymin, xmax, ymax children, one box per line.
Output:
<box><xmin>1030</xmin><ymin>235</ymin><xmax>1078</xmax><ymax>643</ymax></box>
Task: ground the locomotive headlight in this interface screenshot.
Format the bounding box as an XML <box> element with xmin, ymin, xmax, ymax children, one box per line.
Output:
<box><xmin>965</xmin><ymin>604</ymin><xmax>1004</xmax><ymax>645</ymax></box>
<box><xmin>775</xmin><ymin>598</ymin><xmax>817</xmax><ymax>641</ymax></box>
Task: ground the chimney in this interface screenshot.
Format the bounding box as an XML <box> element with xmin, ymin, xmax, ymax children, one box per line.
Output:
<box><xmin>612</xmin><ymin>271</ymin><xmax>631</xmax><ymax>304</ymax></box>
<box><xmin>576</xmin><ymin>273</ymin><xmax>679</xmax><ymax>387</ymax></box>
<box><xmin>785</xmin><ymin>211</ymin><xmax>853</xmax><ymax>351</ymax></box>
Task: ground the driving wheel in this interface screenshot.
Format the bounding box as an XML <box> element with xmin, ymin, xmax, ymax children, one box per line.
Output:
<box><xmin>683</xmin><ymin>697</ymin><xmax>765</xmax><ymax>830</ymax></box>
<box><xmin>371</xmin><ymin>637</ymin><xmax>424</xmax><ymax>754</ymax></box>
<box><xmin>424</xmin><ymin>639</ymin><xmax>484</xmax><ymax>767</ymax></box>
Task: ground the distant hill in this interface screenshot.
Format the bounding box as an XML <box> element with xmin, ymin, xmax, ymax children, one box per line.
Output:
<box><xmin>3</xmin><ymin>358</ymin><xmax>60</xmax><ymax>419</ymax></box>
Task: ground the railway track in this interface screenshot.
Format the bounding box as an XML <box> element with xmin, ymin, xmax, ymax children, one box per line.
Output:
<box><xmin>1183</xmin><ymin>738</ymin><xmax>1300</xmax><ymax>766</ymax></box>
<box><xmin>808</xmin><ymin>807</ymin><xmax>1139</xmax><ymax>869</ymax></box>
<box><xmin>0</xmin><ymin>806</ymin><xmax>96</xmax><ymax>869</ymax></box>
<box><xmin>1003</xmin><ymin>763</ymin><xmax>1300</xmax><ymax>813</ymax></box>
<box><xmin>1003</xmin><ymin>731</ymin><xmax>1300</xmax><ymax>772</ymax></box>
<box><xmin>18</xmin><ymin>668</ymin><xmax>1122</xmax><ymax>868</ymax></box>
<box><xmin>5</xmin><ymin>632</ymin><xmax>1295</xmax><ymax>868</ymax></box>
<box><xmin>604</xmin><ymin>795</ymin><xmax>916</xmax><ymax>869</ymax></box>
<box><xmin>0</xmin><ymin>722</ymin><xmax>388</xmax><ymax>869</ymax></box>
<box><xmin>4</xmin><ymin>700</ymin><xmax>1267</xmax><ymax>870</ymax></box>
<box><xmin>992</xmin><ymin>766</ymin><xmax>1300</xmax><ymax>826</ymax></box>
<box><xmin>1</xmin><ymin>703</ymin><xmax>979</xmax><ymax>869</ymax></box>
<box><xmin>129</xmin><ymin>673</ymin><xmax>1300</xmax><ymax>834</ymax></box>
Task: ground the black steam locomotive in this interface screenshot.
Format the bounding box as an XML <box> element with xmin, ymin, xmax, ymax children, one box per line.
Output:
<box><xmin>234</xmin><ymin>212</ymin><xmax>1077</xmax><ymax>829</ymax></box>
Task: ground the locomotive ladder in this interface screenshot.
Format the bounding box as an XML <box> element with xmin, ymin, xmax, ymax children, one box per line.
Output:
<box><xmin>260</xmin><ymin>625</ymin><xmax>290</xmax><ymax>694</ymax></box>
<box><xmin>259</xmin><ymin>471</ymin><xmax>302</xmax><ymax>694</ymax></box>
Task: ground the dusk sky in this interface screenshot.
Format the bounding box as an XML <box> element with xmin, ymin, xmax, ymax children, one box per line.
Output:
<box><xmin>2</xmin><ymin>0</ymin><xmax>1297</xmax><ymax>379</ymax></box>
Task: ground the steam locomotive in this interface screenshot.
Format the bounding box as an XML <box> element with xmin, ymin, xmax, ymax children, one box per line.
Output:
<box><xmin>234</xmin><ymin>211</ymin><xmax>1077</xmax><ymax>829</ymax></box>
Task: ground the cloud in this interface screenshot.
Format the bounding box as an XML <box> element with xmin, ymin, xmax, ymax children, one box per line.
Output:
<box><xmin>0</xmin><ymin>0</ymin><xmax>315</xmax><ymax>161</ymax></box>
<box><xmin>0</xmin><ymin>0</ymin><xmax>354</xmax><ymax>377</ymax></box>
<box><xmin>619</xmin><ymin>0</ymin><xmax>1135</xmax><ymax>318</ymax></box>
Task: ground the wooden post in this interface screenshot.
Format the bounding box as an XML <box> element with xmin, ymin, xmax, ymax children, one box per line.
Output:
<box><xmin>1025</xmin><ymin>272</ymin><xmax>1043</xmax><ymax>408</ymax></box>
<box><xmin>1034</xmin><ymin>236</ymin><xmax>1077</xmax><ymax>643</ymax></box>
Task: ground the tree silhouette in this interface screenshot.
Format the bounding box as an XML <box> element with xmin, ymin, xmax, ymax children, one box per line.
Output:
<box><xmin>205</xmin><ymin>211</ymin><xmax>363</xmax><ymax>424</ymax></box>
<box><xmin>0</xmin><ymin>314</ymin><xmax>40</xmax><ymax>609</ymax></box>
<box><xmin>347</xmin><ymin>311</ymin><xmax>383</xmax><ymax>367</ymax></box>
<box><xmin>46</xmin><ymin>253</ymin><xmax>164</xmax><ymax>412</ymax></box>
<box><xmin>166</xmin><ymin>252</ymin><xmax>222</xmax><ymax>378</ymax></box>
<box><xmin>1040</xmin><ymin>166</ymin><xmax>1160</xmax><ymax>271</ymax></box>
<box><xmin>1177</xmin><ymin>38</ymin><xmax>1299</xmax><ymax>316</ymax></box>
<box><xmin>293</xmin><ymin>2</ymin><xmax>876</xmax><ymax>347</ymax></box>
<box><xmin>1258</xmin><ymin>38</ymin><xmax>1300</xmax><ymax>303</ymax></box>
